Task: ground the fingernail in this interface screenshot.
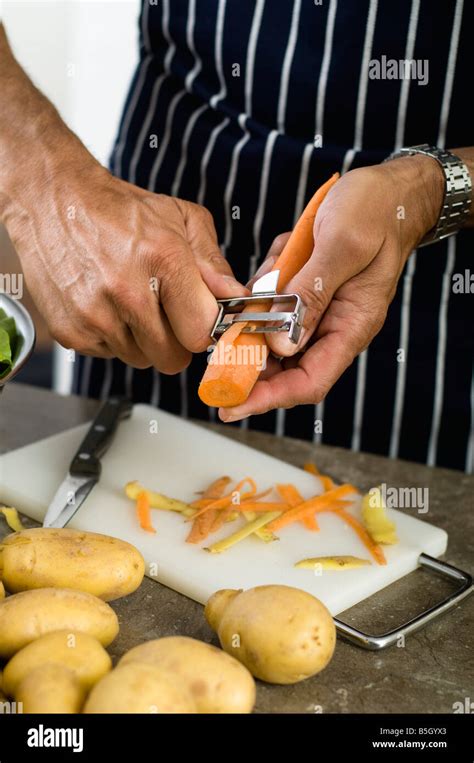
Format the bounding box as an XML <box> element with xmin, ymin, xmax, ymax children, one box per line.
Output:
<box><xmin>219</xmin><ymin>412</ymin><xmax>251</xmax><ymax>423</ymax></box>
<box><xmin>249</xmin><ymin>255</ymin><xmax>278</xmax><ymax>285</ymax></box>
<box><xmin>222</xmin><ymin>275</ymin><xmax>247</xmax><ymax>293</ymax></box>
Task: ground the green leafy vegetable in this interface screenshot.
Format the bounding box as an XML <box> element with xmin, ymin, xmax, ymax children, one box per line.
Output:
<box><xmin>0</xmin><ymin>307</ymin><xmax>20</xmax><ymax>379</ymax></box>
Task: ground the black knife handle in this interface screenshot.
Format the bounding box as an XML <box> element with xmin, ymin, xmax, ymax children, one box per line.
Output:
<box><xmin>70</xmin><ymin>397</ymin><xmax>133</xmax><ymax>478</ymax></box>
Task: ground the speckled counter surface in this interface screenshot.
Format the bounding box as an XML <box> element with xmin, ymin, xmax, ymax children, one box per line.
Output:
<box><xmin>1</xmin><ymin>383</ymin><xmax>473</xmax><ymax>713</ymax></box>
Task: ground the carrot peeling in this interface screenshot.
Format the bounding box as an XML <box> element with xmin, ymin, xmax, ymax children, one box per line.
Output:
<box><xmin>276</xmin><ymin>484</ymin><xmax>320</xmax><ymax>531</ymax></box>
<box><xmin>303</xmin><ymin>515</ymin><xmax>320</xmax><ymax>531</ymax></box>
<box><xmin>187</xmin><ymin>477</ymin><xmax>257</xmax><ymax>521</ymax></box>
<box><xmin>187</xmin><ymin>475</ymin><xmax>231</xmax><ymax>543</ymax></box>
<box><xmin>267</xmin><ymin>484</ymin><xmax>358</xmax><ymax>532</ymax></box>
<box><xmin>330</xmin><ymin>508</ymin><xmax>387</xmax><ymax>566</ymax></box>
<box><xmin>136</xmin><ymin>490</ymin><xmax>156</xmax><ymax>534</ymax></box>
<box><xmin>199</xmin><ymin>174</ymin><xmax>340</xmax><ymax>408</ymax></box>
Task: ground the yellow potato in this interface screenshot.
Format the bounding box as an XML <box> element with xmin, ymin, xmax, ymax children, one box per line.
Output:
<box><xmin>295</xmin><ymin>555</ymin><xmax>371</xmax><ymax>570</ymax></box>
<box><xmin>0</xmin><ymin>507</ymin><xmax>24</xmax><ymax>532</ymax></box>
<box><xmin>0</xmin><ymin>528</ymin><xmax>145</xmax><ymax>600</ymax></box>
<box><xmin>84</xmin><ymin>663</ymin><xmax>196</xmax><ymax>714</ymax></box>
<box><xmin>0</xmin><ymin>588</ymin><xmax>119</xmax><ymax>658</ymax></box>
<box><xmin>362</xmin><ymin>488</ymin><xmax>398</xmax><ymax>544</ymax></box>
<box><xmin>125</xmin><ymin>481</ymin><xmax>192</xmax><ymax>513</ymax></box>
<box><xmin>119</xmin><ymin>636</ymin><xmax>255</xmax><ymax>713</ymax></box>
<box><xmin>16</xmin><ymin>664</ymin><xmax>86</xmax><ymax>713</ymax></box>
<box><xmin>205</xmin><ymin>585</ymin><xmax>336</xmax><ymax>684</ymax></box>
<box><xmin>3</xmin><ymin>630</ymin><xmax>112</xmax><ymax>697</ymax></box>
<box><xmin>0</xmin><ymin>580</ymin><xmax>5</xmax><ymax>600</ymax></box>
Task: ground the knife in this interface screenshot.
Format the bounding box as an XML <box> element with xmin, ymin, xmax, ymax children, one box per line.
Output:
<box><xmin>43</xmin><ymin>397</ymin><xmax>133</xmax><ymax>528</ymax></box>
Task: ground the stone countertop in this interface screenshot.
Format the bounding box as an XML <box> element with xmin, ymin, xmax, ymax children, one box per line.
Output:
<box><xmin>1</xmin><ymin>383</ymin><xmax>472</xmax><ymax>713</ymax></box>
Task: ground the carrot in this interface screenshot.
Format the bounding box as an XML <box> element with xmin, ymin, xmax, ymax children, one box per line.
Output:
<box><xmin>303</xmin><ymin>515</ymin><xmax>320</xmax><ymax>531</ymax></box>
<box><xmin>209</xmin><ymin>504</ymin><xmax>238</xmax><ymax>534</ymax></box>
<box><xmin>276</xmin><ymin>484</ymin><xmax>305</xmax><ymax>504</ymax></box>
<box><xmin>240</xmin><ymin>487</ymin><xmax>273</xmax><ymax>503</ymax></box>
<box><xmin>267</xmin><ymin>484</ymin><xmax>357</xmax><ymax>532</ymax></box>
<box><xmin>187</xmin><ymin>475</ymin><xmax>231</xmax><ymax>543</ymax></box>
<box><xmin>276</xmin><ymin>483</ymin><xmax>320</xmax><ymax>531</ymax></box>
<box><xmin>198</xmin><ymin>173</ymin><xmax>340</xmax><ymax>407</ymax></box>
<box><xmin>320</xmin><ymin>475</ymin><xmax>335</xmax><ymax>491</ymax></box>
<box><xmin>190</xmin><ymin>496</ymin><xmax>232</xmax><ymax>511</ymax></box>
<box><xmin>136</xmin><ymin>490</ymin><xmax>156</xmax><ymax>534</ymax></box>
<box><xmin>186</xmin><ymin>508</ymin><xmax>218</xmax><ymax>544</ymax></box>
<box><xmin>331</xmin><ymin>508</ymin><xmax>387</xmax><ymax>566</ymax></box>
<box><xmin>188</xmin><ymin>477</ymin><xmax>257</xmax><ymax>521</ymax></box>
<box><xmin>303</xmin><ymin>463</ymin><xmax>335</xmax><ymax>492</ymax></box>
<box><xmin>234</xmin><ymin>501</ymin><xmax>289</xmax><ymax>512</ymax></box>
<box><xmin>189</xmin><ymin>476</ymin><xmax>232</xmax><ymax>507</ymax></box>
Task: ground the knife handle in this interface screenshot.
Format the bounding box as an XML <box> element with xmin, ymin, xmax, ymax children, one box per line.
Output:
<box><xmin>70</xmin><ymin>397</ymin><xmax>133</xmax><ymax>478</ymax></box>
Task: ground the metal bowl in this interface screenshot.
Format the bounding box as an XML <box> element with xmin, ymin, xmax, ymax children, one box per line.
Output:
<box><xmin>0</xmin><ymin>293</ymin><xmax>36</xmax><ymax>389</ymax></box>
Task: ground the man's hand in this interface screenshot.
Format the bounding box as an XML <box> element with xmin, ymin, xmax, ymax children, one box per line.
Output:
<box><xmin>219</xmin><ymin>155</ymin><xmax>446</xmax><ymax>421</ymax></box>
<box><xmin>2</xmin><ymin>164</ymin><xmax>247</xmax><ymax>372</ymax></box>
<box><xmin>0</xmin><ymin>24</ymin><xmax>247</xmax><ymax>373</ymax></box>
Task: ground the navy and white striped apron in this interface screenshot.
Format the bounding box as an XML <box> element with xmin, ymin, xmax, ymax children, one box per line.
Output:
<box><xmin>75</xmin><ymin>0</ymin><xmax>474</xmax><ymax>472</ymax></box>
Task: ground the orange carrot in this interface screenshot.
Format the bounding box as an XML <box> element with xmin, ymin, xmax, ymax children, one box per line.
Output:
<box><xmin>198</xmin><ymin>174</ymin><xmax>340</xmax><ymax>407</ymax></box>
<box><xmin>187</xmin><ymin>475</ymin><xmax>231</xmax><ymax>543</ymax></box>
<box><xmin>190</xmin><ymin>476</ymin><xmax>231</xmax><ymax>506</ymax></box>
<box><xmin>320</xmin><ymin>475</ymin><xmax>335</xmax><ymax>491</ymax></box>
<box><xmin>303</xmin><ymin>463</ymin><xmax>335</xmax><ymax>491</ymax></box>
<box><xmin>186</xmin><ymin>508</ymin><xmax>218</xmax><ymax>544</ymax></box>
<box><xmin>136</xmin><ymin>490</ymin><xmax>156</xmax><ymax>534</ymax></box>
<box><xmin>276</xmin><ymin>483</ymin><xmax>320</xmax><ymax>531</ymax></box>
<box><xmin>234</xmin><ymin>501</ymin><xmax>289</xmax><ymax>512</ymax></box>
<box><xmin>187</xmin><ymin>477</ymin><xmax>257</xmax><ymax>521</ymax></box>
<box><xmin>191</xmin><ymin>496</ymin><xmax>234</xmax><ymax>511</ymax></box>
<box><xmin>240</xmin><ymin>487</ymin><xmax>273</xmax><ymax>503</ymax></box>
<box><xmin>209</xmin><ymin>504</ymin><xmax>238</xmax><ymax>534</ymax></box>
<box><xmin>303</xmin><ymin>515</ymin><xmax>320</xmax><ymax>531</ymax></box>
<box><xmin>331</xmin><ymin>508</ymin><xmax>387</xmax><ymax>565</ymax></box>
<box><xmin>276</xmin><ymin>484</ymin><xmax>305</xmax><ymax>504</ymax></box>
<box><xmin>267</xmin><ymin>484</ymin><xmax>357</xmax><ymax>532</ymax></box>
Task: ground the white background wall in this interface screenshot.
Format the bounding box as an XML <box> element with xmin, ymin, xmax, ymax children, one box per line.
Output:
<box><xmin>1</xmin><ymin>0</ymin><xmax>140</xmax><ymax>391</ymax></box>
<box><xmin>1</xmin><ymin>0</ymin><xmax>140</xmax><ymax>165</ymax></box>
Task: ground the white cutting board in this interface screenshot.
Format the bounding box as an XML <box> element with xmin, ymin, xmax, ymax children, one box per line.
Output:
<box><xmin>0</xmin><ymin>404</ymin><xmax>447</xmax><ymax>615</ymax></box>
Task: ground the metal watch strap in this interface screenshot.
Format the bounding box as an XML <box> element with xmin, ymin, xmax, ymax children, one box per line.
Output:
<box><xmin>385</xmin><ymin>144</ymin><xmax>472</xmax><ymax>247</ymax></box>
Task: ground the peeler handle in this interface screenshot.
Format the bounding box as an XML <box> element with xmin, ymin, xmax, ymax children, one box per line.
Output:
<box><xmin>334</xmin><ymin>553</ymin><xmax>473</xmax><ymax>650</ymax></box>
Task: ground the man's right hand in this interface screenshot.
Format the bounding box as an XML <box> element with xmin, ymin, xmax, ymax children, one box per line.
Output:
<box><xmin>2</xmin><ymin>165</ymin><xmax>247</xmax><ymax>373</ymax></box>
<box><xmin>0</xmin><ymin>24</ymin><xmax>247</xmax><ymax>373</ymax></box>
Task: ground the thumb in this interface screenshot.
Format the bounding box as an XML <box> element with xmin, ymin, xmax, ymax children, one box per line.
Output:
<box><xmin>185</xmin><ymin>205</ymin><xmax>249</xmax><ymax>299</ymax></box>
<box><xmin>266</xmin><ymin>228</ymin><xmax>359</xmax><ymax>357</ymax></box>
<box><xmin>197</xmin><ymin>244</ymin><xmax>250</xmax><ymax>299</ymax></box>
<box><xmin>247</xmin><ymin>232</ymin><xmax>292</xmax><ymax>290</ymax></box>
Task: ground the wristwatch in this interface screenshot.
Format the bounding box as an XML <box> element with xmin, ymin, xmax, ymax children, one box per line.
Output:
<box><xmin>385</xmin><ymin>144</ymin><xmax>472</xmax><ymax>247</ymax></box>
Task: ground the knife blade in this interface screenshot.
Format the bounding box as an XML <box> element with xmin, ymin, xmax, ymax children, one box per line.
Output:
<box><xmin>43</xmin><ymin>397</ymin><xmax>133</xmax><ymax>528</ymax></box>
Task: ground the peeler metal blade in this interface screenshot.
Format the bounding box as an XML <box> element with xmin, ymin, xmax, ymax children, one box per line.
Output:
<box><xmin>211</xmin><ymin>269</ymin><xmax>306</xmax><ymax>344</ymax></box>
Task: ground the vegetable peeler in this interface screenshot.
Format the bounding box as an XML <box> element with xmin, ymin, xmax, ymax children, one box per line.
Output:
<box><xmin>211</xmin><ymin>269</ymin><xmax>306</xmax><ymax>344</ymax></box>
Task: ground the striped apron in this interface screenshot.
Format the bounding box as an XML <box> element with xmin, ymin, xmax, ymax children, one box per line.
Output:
<box><xmin>75</xmin><ymin>0</ymin><xmax>474</xmax><ymax>472</ymax></box>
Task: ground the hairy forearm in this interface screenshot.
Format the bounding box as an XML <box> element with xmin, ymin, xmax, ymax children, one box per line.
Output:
<box><xmin>0</xmin><ymin>24</ymin><xmax>100</xmax><ymax>218</ymax></box>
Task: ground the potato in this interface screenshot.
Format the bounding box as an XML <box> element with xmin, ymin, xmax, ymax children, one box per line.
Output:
<box><xmin>16</xmin><ymin>664</ymin><xmax>86</xmax><ymax>713</ymax></box>
<box><xmin>119</xmin><ymin>636</ymin><xmax>255</xmax><ymax>713</ymax></box>
<box><xmin>205</xmin><ymin>585</ymin><xmax>336</xmax><ymax>684</ymax></box>
<box><xmin>0</xmin><ymin>580</ymin><xmax>5</xmax><ymax>600</ymax></box>
<box><xmin>0</xmin><ymin>587</ymin><xmax>119</xmax><ymax>658</ymax></box>
<box><xmin>84</xmin><ymin>663</ymin><xmax>196</xmax><ymax>714</ymax></box>
<box><xmin>3</xmin><ymin>630</ymin><xmax>112</xmax><ymax>697</ymax></box>
<box><xmin>0</xmin><ymin>528</ymin><xmax>145</xmax><ymax>600</ymax></box>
